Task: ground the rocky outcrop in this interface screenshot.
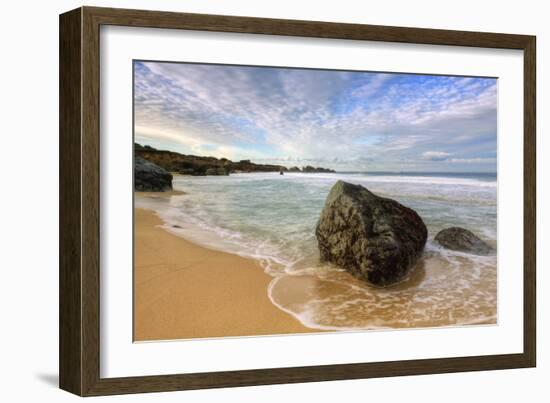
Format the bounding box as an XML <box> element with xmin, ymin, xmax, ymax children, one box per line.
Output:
<box><xmin>134</xmin><ymin>143</ymin><xmax>280</xmax><ymax>175</ymax></box>
<box><xmin>134</xmin><ymin>143</ymin><xmax>335</xmax><ymax>175</ymax></box>
<box><xmin>205</xmin><ymin>167</ymin><xmax>230</xmax><ymax>176</ymax></box>
<box><xmin>134</xmin><ymin>157</ymin><xmax>173</xmax><ymax>191</ymax></box>
<box><xmin>434</xmin><ymin>227</ymin><xmax>493</xmax><ymax>255</ymax></box>
<box><xmin>315</xmin><ymin>181</ymin><xmax>427</xmax><ymax>287</ymax></box>
<box><xmin>302</xmin><ymin>165</ymin><xmax>335</xmax><ymax>173</ymax></box>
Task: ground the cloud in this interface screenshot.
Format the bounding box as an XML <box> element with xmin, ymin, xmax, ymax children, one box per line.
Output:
<box><xmin>133</xmin><ymin>61</ymin><xmax>497</xmax><ymax>172</ymax></box>
<box><xmin>422</xmin><ymin>151</ymin><xmax>452</xmax><ymax>161</ymax></box>
<box><xmin>448</xmin><ymin>157</ymin><xmax>497</xmax><ymax>164</ymax></box>
<box><xmin>351</xmin><ymin>74</ymin><xmax>392</xmax><ymax>98</ymax></box>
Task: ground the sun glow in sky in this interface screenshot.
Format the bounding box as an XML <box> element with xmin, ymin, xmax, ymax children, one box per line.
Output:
<box><xmin>134</xmin><ymin>61</ymin><xmax>497</xmax><ymax>172</ymax></box>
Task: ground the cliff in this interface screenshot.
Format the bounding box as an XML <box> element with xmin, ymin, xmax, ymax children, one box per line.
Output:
<box><xmin>135</xmin><ymin>143</ymin><xmax>335</xmax><ymax>175</ymax></box>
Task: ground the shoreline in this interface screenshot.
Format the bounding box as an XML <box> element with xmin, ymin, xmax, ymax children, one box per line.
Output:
<box><xmin>134</xmin><ymin>207</ymin><xmax>317</xmax><ymax>341</ymax></box>
<box><xmin>135</xmin><ymin>175</ymin><xmax>496</xmax><ymax>335</ymax></box>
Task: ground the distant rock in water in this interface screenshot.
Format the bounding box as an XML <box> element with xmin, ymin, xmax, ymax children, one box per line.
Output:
<box><xmin>434</xmin><ymin>227</ymin><xmax>493</xmax><ymax>255</ymax></box>
<box><xmin>302</xmin><ymin>165</ymin><xmax>335</xmax><ymax>173</ymax></box>
<box><xmin>134</xmin><ymin>157</ymin><xmax>173</xmax><ymax>191</ymax></box>
<box><xmin>315</xmin><ymin>180</ymin><xmax>427</xmax><ymax>287</ymax></box>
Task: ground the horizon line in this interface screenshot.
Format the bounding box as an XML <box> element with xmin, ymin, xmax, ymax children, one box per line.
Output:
<box><xmin>135</xmin><ymin>142</ymin><xmax>496</xmax><ymax>174</ymax></box>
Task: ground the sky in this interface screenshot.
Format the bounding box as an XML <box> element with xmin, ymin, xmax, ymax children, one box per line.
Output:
<box><xmin>134</xmin><ymin>61</ymin><xmax>497</xmax><ymax>173</ymax></box>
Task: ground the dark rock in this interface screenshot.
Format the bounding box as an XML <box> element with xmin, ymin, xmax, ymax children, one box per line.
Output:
<box><xmin>134</xmin><ymin>157</ymin><xmax>173</xmax><ymax>191</ymax></box>
<box><xmin>315</xmin><ymin>181</ymin><xmax>427</xmax><ymax>287</ymax></box>
<box><xmin>288</xmin><ymin>166</ymin><xmax>301</xmax><ymax>172</ymax></box>
<box><xmin>434</xmin><ymin>227</ymin><xmax>493</xmax><ymax>255</ymax></box>
<box><xmin>205</xmin><ymin>167</ymin><xmax>230</xmax><ymax>176</ymax></box>
<box><xmin>135</xmin><ymin>143</ymin><xmax>333</xmax><ymax>175</ymax></box>
<box><xmin>302</xmin><ymin>165</ymin><xmax>335</xmax><ymax>173</ymax></box>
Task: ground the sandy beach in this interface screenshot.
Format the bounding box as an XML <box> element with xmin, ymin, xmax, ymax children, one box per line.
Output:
<box><xmin>134</xmin><ymin>208</ymin><xmax>315</xmax><ymax>341</ymax></box>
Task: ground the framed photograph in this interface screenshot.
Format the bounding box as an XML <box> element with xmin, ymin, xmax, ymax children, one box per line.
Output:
<box><xmin>59</xmin><ymin>6</ymin><xmax>536</xmax><ymax>396</ymax></box>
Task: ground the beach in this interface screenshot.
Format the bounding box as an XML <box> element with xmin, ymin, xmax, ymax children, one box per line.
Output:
<box><xmin>131</xmin><ymin>63</ymin><xmax>498</xmax><ymax>339</ymax></box>
<box><xmin>135</xmin><ymin>172</ymin><xmax>497</xmax><ymax>333</ymax></box>
<box><xmin>134</xmin><ymin>208</ymin><xmax>315</xmax><ymax>341</ymax></box>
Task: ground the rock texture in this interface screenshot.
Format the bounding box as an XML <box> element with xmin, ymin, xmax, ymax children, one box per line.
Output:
<box><xmin>205</xmin><ymin>167</ymin><xmax>230</xmax><ymax>176</ymax></box>
<box><xmin>434</xmin><ymin>227</ymin><xmax>493</xmax><ymax>255</ymax></box>
<box><xmin>135</xmin><ymin>157</ymin><xmax>173</xmax><ymax>191</ymax></box>
<box><xmin>315</xmin><ymin>181</ymin><xmax>427</xmax><ymax>286</ymax></box>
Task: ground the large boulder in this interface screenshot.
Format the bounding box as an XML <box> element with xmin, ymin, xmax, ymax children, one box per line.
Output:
<box><xmin>315</xmin><ymin>181</ymin><xmax>427</xmax><ymax>286</ymax></box>
<box><xmin>434</xmin><ymin>227</ymin><xmax>493</xmax><ymax>255</ymax></box>
<box><xmin>134</xmin><ymin>157</ymin><xmax>173</xmax><ymax>191</ymax></box>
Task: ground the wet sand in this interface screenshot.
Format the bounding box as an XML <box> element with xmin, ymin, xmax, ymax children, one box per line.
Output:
<box><xmin>134</xmin><ymin>208</ymin><xmax>316</xmax><ymax>341</ymax></box>
<box><xmin>135</xmin><ymin>190</ymin><xmax>186</xmax><ymax>197</ymax></box>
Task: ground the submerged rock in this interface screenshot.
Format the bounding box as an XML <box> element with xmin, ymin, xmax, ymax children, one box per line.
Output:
<box><xmin>315</xmin><ymin>180</ymin><xmax>427</xmax><ymax>287</ymax></box>
<box><xmin>134</xmin><ymin>157</ymin><xmax>173</xmax><ymax>191</ymax></box>
<box><xmin>434</xmin><ymin>227</ymin><xmax>493</xmax><ymax>255</ymax></box>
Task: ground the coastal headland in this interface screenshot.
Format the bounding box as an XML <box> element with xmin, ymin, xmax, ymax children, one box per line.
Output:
<box><xmin>135</xmin><ymin>143</ymin><xmax>335</xmax><ymax>176</ymax></box>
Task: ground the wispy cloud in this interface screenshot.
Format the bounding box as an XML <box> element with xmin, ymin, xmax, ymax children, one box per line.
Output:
<box><xmin>422</xmin><ymin>151</ymin><xmax>452</xmax><ymax>161</ymax></box>
<box><xmin>134</xmin><ymin>61</ymin><xmax>497</xmax><ymax>172</ymax></box>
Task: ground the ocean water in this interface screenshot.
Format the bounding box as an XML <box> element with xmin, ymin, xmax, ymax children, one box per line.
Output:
<box><xmin>136</xmin><ymin>172</ymin><xmax>497</xmax><ymax>331</ymax></box>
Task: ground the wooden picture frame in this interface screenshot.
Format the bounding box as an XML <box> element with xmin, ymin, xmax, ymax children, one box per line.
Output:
<box><xmin>59</xmin><ymin>6</ymin><xmax>536</xmax><ymax>396</ymax></box>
